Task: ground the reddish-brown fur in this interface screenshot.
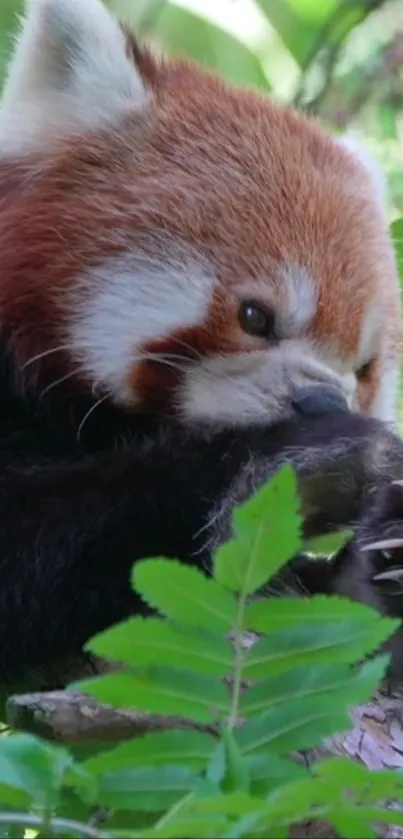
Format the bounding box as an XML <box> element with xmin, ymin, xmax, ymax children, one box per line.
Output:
<box><xmin>0</xmin><ymin>25</ymin><xmax>400</xmax><ymax>413</ymax></box>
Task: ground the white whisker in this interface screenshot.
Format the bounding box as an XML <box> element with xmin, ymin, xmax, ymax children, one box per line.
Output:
<box><xmin>165</xmin><ymin>338</ymin><xmax>202</xmax><ymax>361</ymax></box>
<box><xmin>77</xmin><ymin>393</ymin><xmax>110</xmax><ymax>443</ymax></box>
<box><xmin>22</xmin><ymin>344</ymin><xmax>75</xmax><ymax>370</ymax></box>
<box><xmin>39</xmin><ymin>370</ymin><xmax>79</xmax><ymax>399</ymax></box>
<box><xmin>137</xmin><ymin>352</ymin><xmax>191</xmax><ymax>374</ymax></box>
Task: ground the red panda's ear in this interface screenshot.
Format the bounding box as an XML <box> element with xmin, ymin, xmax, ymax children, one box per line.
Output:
<box><xmin>0</xmin><ymin>0</ymin><xmax>150</xmax><ymax>155</ymax></box>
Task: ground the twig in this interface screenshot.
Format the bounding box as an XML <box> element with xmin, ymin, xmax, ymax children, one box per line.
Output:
<box><xmin>0</xmin><ymin>812</ymin><xmax>110</xmax><ymax>838</ymax></box>
<box><xmin>6</xmin><ymin>690</ymin><xmax>216</xmax><ymax>743</ymax></box>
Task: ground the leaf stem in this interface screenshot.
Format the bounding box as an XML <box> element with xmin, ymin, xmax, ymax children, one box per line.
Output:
<box><xmin>227</xmin><ymin>590</ymin><xmax>247</xmax><ymax>730</ymax></box>
<box><xmin>0</xmin><ymin>811</ymin><xmax>111</xmax><ymax>838</ymax></box>
<box><xmin>155</xmin><ymin>792</ymin><xmax>194</xmax><ymax>829</ymax></box>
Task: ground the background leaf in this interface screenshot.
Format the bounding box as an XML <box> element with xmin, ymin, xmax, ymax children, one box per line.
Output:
<box><xmin>304</xmin><ymin>529</ymin><xmax>353</xmax><ymax>556</ymax></box>
<box><xmin>96</xmin><ymin>764</ymin><xmax>200</xmax><ymax>812</ymax></box>
<box><xmin>84</xmin><ymin>730</ymin><xmax>216</xmax><ymax>775</ymax></box>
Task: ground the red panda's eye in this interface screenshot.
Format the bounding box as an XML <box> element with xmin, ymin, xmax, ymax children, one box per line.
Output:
<box><xmin>238</xmin><ymin>301</ymin><xmax>276</xmax><ymax>339</ymax></box>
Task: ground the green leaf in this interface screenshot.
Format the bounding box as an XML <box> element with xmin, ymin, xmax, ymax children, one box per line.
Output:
<box><xmin>255</xmin><ymin>0</ymin><xmax>317</xmax><ymax>66</ymax></box>
<box><xmin>236</xmin><ymin>661</ymin><xmax>391</xmax><ymax>756</ymax></box>
<box><xmin>304</xmin><ymin>529</ymin><xmax>352</xmax><ymax>556</ymax></box>
<box><xmin>331</xmin><ymin>807</ymin><xmax>403</xmax><ymax>832</ymax></box>
<box><xmin>0</xmin><ymin>733</ymin><xmax>69</xmax><ymax>807</ymax></box>
<box><xmin>96</xmin><ymin>764</ymin><xmax>200</xmax><ymax>812</ymax></box>
<box><xmin>246</xmin><ymin>753</ymin><xmax>307</xmax><ymax>796</ymax></box>
<box><xmin>0</xmin><ymin>784</ymin><xmax>31</xmax><ymax>809</ymax></box>
<box><xmin>316</xmin><ymin>756</ymin><xmax>403</xmax><ymax>802</ymax></box>
<box><xmin>240</xmin><ymin>659</ymin><xmax>381</xmax><ymax>716</ymax></box>
<box><xmin>77</xmin><ymin>665</ymin><xmax>229</xmax><ymax>723</ymax></box>
<box><xmin>0</xmin><ymin>0</ymin><xmax>22</xmax><ymax>82</ymax></box>
<box><xmin>245</xmin><ymin>593</ymin><xmax>393</xmax><ymax>632</ymax></box>
<box><xmin>237</xmin><ymin>656</ymin><xmax>387</xmax><ymax>755</ymax></box>
<box><xmin>223</xmin><ymin>811</ymin><xmax>262</xmax><ymax>838</ymax></box>
<box><xmin>253</xmin><ymin>776</ymin><xmax>341</xmax><ymax>825</ymax></box>
<box><xmin>135</xmin><ymin>815</ymin><xmax>230</xmax><ymax>838</ymax></box>
<box><xmin>327</xmin><ymin>812</ymin><xmax>377</xmax><ymax>839</ymax></box>
<box><xmin>236</xmin><ymin>695</ymin><xmax>350</xmax><ymax>756</ymax></box>
<box><xmin>243</xmin><ymin>615</ymin><xmax>395</xmax><ymax>679</ymax></box>
<box><xmin>214</xmin><ymin>465</ymin><xmax>301</xmax><ymax>596</ymax></box>
<box><xmin>84</xmin><ymin>730</ymin><xmax>216</xmax><ymax>775</ymax></box>
<box><xmin>133</xmin><ymin>559</ymin><xmax>237</xmax><ymax>632</ymax></box>
<box><xmin>152</xmin><ymin>5</ymin><xmax>270</xmax><ymax>90</ymax></box>
<box><xmin>391</xmin><ymin>218</ymin><xmax>403</xmax><ymax>283</ymax></box>
<box><xmin>192</xmin><ymin>791</ymin><xmax>265</xmax><ymax>817</ymax></box>
<box><xmin>221</xmin><ymin>728</ymin><xmax>249</xmax><ymax>794</ymax></box>
<box><xmin>206</xmin><ymin>742</ymin><xmax>226</xmax><ymax>787</ymax></box>
<box><xmin>88</xmin><ymin>617</ymin><xmax>232</xmax><ymax>677</ymax></box>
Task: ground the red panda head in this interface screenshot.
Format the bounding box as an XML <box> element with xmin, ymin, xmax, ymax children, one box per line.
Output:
<box><xmin>0</xmin><ymin>0</ymin><xmax>400</xmax><ymax>427</ymax></box>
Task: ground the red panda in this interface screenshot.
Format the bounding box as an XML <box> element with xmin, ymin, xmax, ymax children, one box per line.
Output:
<box><xmin>1</xmin><ymin>0</ymin><xmax>403</xmax><ymax>683</ymax></box>
<box><xmin>0</xmin><ymin>0</ymin><xmax>400</xmax><ymax>431</ymax></box>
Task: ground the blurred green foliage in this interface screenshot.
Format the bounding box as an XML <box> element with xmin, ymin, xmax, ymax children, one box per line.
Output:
<box><xmin>0</xmin><ymin>0</ymin><xmax>402</xmax><ymax>216</ymax></box>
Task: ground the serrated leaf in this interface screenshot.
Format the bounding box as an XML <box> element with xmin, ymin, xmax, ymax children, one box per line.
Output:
<box><xmin>304</xmin><ymin>529</ymin><xmax>352</xmax><ymax>556</ymax></box>
<box><xmin>133</xmin><ymin>559</ymin><xmax>237</xmax><ymax>632</ymax></box>
<box><xmin>243</xmin><ymin>617</ymin><xmax>395</xmax><ymax>679</ymax></box>
<box><xmin>83</xmin><ymin>730</ymin><xmax>216</xmax><ymax>776</ymax></box>
<box><xmin>87</xmin><ymin>617</ymin><xmax>232</xmax><ymax>677</ymax></box>
<box><xmin>240</xmin><ymin>660</ymin><xmax>373</xmax><ymax>716</ymax></box>
<box><xmin>96</xmin><ymin>764</ymin><xmax>200</xmax><ymax>812</ymax></box>
<box><xmin>78</xmin><ymin>665</ymin><xmax>229</xmax><ymax>723</ymax></box>
<box><xmin>214</xmin><ymin>465</ymin><xmax>301</xmax><ymax>596</ymax></box>
<box><xmin>245</xmin><ymin>593</ymin><xmax>390</xmax><ymax>632</ymax></box>
<box><xmin>236</xmin><ymin>696</ymin><xmax>350</xmax><ymax>755</ymax></box>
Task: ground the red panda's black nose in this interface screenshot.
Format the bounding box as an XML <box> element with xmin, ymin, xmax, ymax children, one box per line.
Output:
<box><xmin>291</xmin><ymin>385</ymin><xmax>349</xmax><ymax>418</ymax></box>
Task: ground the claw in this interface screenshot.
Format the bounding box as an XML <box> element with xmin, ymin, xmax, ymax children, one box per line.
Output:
<box><xmin>372</xmin><ymin>566</ymin><xmax>403</xmax><ymax>583</ymax></box>
<box><xmin>361</xmin><ymin>538</ymin><xmax>403</xmax><ymax>553</ymax></box>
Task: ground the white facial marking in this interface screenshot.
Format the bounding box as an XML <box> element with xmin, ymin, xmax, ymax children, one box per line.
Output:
<box><xmin>279</xmin><ymin>263</ymin><xmax>317</xmax><ymax>334</ymax></box>
<box><xmin>179</xmin><ymin>339</ymin><xmax>355</xmax><ymax>426</ymax></box>
<box><xmin>356</xmin><ymin>303</ymin><xmax>381</xmax><ymax>370</ymax></box>
<box><xmin>370</xmin><ymin>365</ymin><xmax>399</xmax><ymax>426</ymax></box>
<box><xmin>0</xmin><ymin>0</ymin><xmax>147</xmax><ymax>154</ymax></box>
<box><xmin>66</xmin><ymin>240</ymin><xmax>214</xmax><ymax>402</ymax></box>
